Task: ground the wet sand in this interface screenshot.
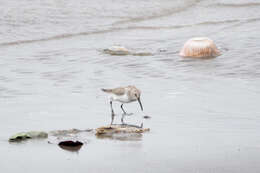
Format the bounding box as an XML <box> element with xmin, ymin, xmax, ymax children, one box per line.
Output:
<box><xmin>1</xmin><ymin>0</ymin><xmax>260</xmax><ymax>172</ymax></box>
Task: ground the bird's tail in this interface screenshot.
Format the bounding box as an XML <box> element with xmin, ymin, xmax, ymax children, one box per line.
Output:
<box><xmin>101</xmin><ymin>88</ymin><xmax>112</xmax><ymax>93</ymax></box>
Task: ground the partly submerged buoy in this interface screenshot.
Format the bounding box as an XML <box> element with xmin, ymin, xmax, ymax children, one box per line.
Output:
<box><xmin>179</xmin><ymin>37</ymin><xmax>220</xmax><ymax>58</ymax></box>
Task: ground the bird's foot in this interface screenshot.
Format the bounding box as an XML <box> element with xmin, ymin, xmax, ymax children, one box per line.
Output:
<box><xmin>121</xmin><ymin>122</ymin><xmax>127</xmax><ymax>126</ymax></box>
<box><xmin>121</xmin><ymin>118</ymin><xmax>126</xmax><ymax>125</ymax></box>
<box><xmin>123</xmin><ymin>113</ymin><xmax>133</xmax><ymax>116</ymax></box>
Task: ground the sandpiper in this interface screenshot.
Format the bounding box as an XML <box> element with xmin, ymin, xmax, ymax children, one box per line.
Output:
<box><xmin>101</xmin><ymin>85</ymin><xmax>143</xmax><ymax>125</ymax></box>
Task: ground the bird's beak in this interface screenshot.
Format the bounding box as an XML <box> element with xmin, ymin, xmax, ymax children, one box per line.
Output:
<box><xmin>137</xmin><ymin>97</ymin><xmax>143</xmax><ymax>111</ymax></box>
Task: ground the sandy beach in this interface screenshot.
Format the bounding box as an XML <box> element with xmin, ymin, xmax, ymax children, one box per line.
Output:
<box><xmin>1</xmin><ymin>0</ymin><xmax>260</xmax><ymax>172</ymax></box>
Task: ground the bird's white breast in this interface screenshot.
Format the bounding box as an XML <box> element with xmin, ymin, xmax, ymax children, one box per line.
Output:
<box><xmin>110</xmin><ymin>93</ymin><xmax>131</xmax><ymax>103</ymax></box>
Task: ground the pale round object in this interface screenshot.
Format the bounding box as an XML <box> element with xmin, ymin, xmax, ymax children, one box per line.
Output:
<box><xmin>179</xmin><ymin>37</ymin><xmax>220</xmax><ymax>58</ymax></box>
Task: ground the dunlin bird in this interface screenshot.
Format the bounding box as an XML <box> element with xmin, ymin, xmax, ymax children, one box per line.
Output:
<box><xmin>102</xmin><ymin>85</ymin><xmax>143</xmax><ymax>125</ymax></box>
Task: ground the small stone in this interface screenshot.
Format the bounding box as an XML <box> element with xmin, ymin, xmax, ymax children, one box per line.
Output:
<box><xmin>103</xmin><ymin>46</ymin><xmax>130</xmax><ymax>55</ymax></box>
<box><xmin>95</xmin><ymin>124</ymin><xmax>150</xmax><ymax>136</ymax></box>
<box><xmin>58</xmin><ymin>141</ymin><xmax>84</xmax><ymax>152</ymax></box>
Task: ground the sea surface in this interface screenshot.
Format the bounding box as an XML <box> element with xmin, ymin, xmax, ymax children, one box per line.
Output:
<box><xmin>1</xmin><ymin>0</ymin><xmax>260</xmax><ymax>172</ymax></box>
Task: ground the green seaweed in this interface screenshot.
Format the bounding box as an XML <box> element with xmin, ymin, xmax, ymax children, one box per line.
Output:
<box><xmin>9</xmin><ymin>131</ymin><xmax>48</xmax><ymax>142</ymax></box>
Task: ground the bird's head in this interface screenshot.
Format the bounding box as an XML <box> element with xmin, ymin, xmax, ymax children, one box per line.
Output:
<box><xmin>130</xmin><ymin>87</ymin><xmax>143</xmax><ymax>111</ymax></box>
<box><xmin>133</xmin><ymin>90</ymin><xmax>141</xmax><ymax>99</ymax></box>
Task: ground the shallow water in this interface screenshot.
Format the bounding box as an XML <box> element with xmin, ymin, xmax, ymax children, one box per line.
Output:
<box><xmin>1</xmin><ymin>0</ymin><xmax>260</xmax><ymax>172</ymax></box>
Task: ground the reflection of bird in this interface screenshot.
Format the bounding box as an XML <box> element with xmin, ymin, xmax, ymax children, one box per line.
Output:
<box><xmin>102</xmin><ymin>85</ymin><xmax>143</xmax><ymax>125</ymax></box>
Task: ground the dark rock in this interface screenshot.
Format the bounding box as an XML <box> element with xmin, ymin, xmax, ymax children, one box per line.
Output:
<box><xmin>58</xmin><ymin>140</ymin><xmax>84</xmax><ymax>152</ymax></box>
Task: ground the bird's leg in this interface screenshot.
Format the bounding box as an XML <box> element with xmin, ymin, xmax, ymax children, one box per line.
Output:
<box><xmin>121</xmin><ymin>113</ymin><xmax>125</xmax><ymax>125</ymax></box>
<box><xmin>110</xmin><ymin>101</ymin><xmax>115</xmax><ymax>114</ymax></box>
<box><xmin>120</xmin><ymin>104</ymin><xmax>126</xmax><ymax>114</ymax></box>
<box><xmin>110</xmin><ymin>101</ymin><xmax>115</xmax><ymax>125</ymax></box>
<box><xmin>120</xmin><ymin>104</ymin><xmax>133</xmax><ymax>116</ymax></box>
<box><xmin>120</xmin><ymin>104</ymin><xmax>126</xmax><ymax>125</ymax></box>
<box><xmin>111</xmin><ymin>113</ymin><xmax>115</xmax><ymax>125</ymax></box>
